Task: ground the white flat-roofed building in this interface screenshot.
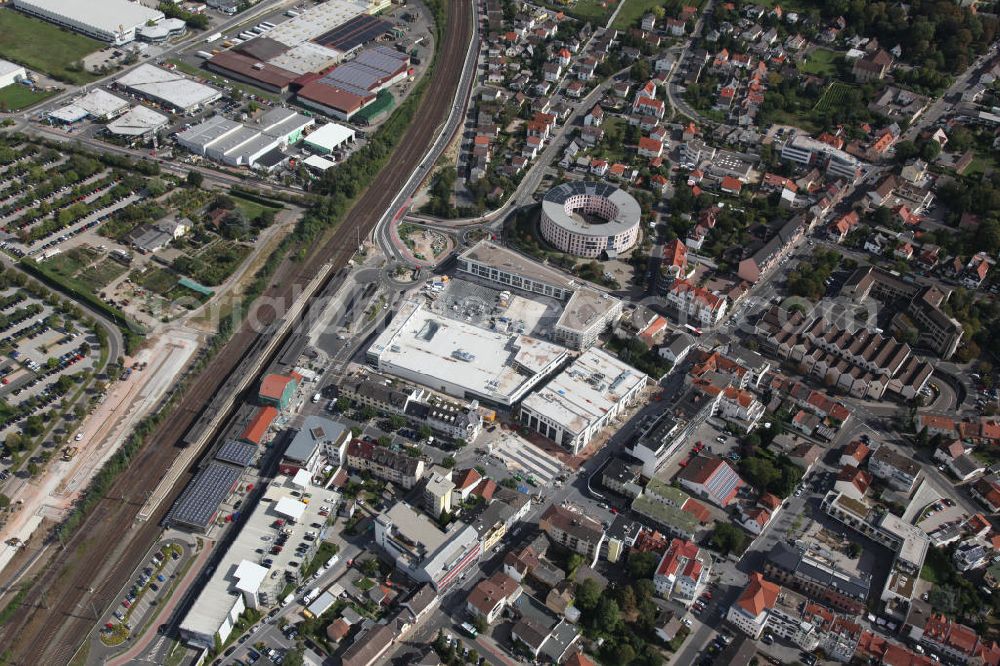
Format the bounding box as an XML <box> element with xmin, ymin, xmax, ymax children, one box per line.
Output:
<box><xmin>178</xmin><ymin>111</ymin><xmax>311</xmax><ymax>167</ymax></box>
<box><xmin>265</xmin><ymin>0</ymin><xmax>368</xmax><ymax>47</ymax></box>
<box><xmin>116</xmin><ymin>64</ymin><xmax>222</xmax><ymax>113</ymax></box>
<box><xmin>553</xmin><ymin>288</ymin><xmax>623</xmax><ymax>350</ymax></box>
<box><xmin>366</xmin><ymin>299</ymin><xmax>569</xmax><ymax>407</ymax></box>
<box><xmin>303</xmin><ymin>122</ymin><xmax>356</xmax><ymax>154</ymax></box>
<box><xmin>268</xmin><ymin>42</ymin><xmax>343</xmax><ymax>76</ymax></box>
<box><xmin>105</xmin><ymin>106</ymin><xmax>169</xmax><ymax>136</ymax></box>
<box><xmin>374</xmin><ymin>502</ymin><xmax>481</xmax><ymax>591</ymax></box>
<box><xmin>780</xmin><ymin>131</ymin><xmax>862</xmax><ymax>181</ymax></box>
<box><xmin>179</xmin><ymin>474</ymin><xmax>341</xmax><ymax>649</ymax></box>
<box><xmin>457</xmin><ymin>240</ymin><xmax>577</xmax><ymax>301</ymax></box>
<box><xmin>0</xmin><ymin>60</ymin><xmax>26</xmax><ymax>89</ymax></box>
<box><xmin>519</xmin><ymin>348</ymin><xmax>648</xmax><ymax>454</ymax></box>
<box><xmin>12</xmin><ymin>0</ymin><xmax>165</xmax><ymax>45</ymax></box>
<box><xmin>303</xmin><ymin>154</ymin><xmax>337</xmax><ymax>172</ymax></box>
<box><xmin>68</xmin><ymin>88</ymin><xmax>129</xmax><ymax>120</ymax></box>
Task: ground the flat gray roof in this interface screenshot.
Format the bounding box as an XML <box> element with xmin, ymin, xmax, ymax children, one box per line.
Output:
<box><xmin>117</xmin><ymin>64</ymin><xmax>221</xmax><ymax>111</ymax></box>
<box><xmin>521</xmin><ymin>348</ymin><xmax>646</xmax><ymax>436</ymax></box>
<box><xmin>177</xmin><ymin>115</ymin><xmax>241</xmax><ymax>149</ymax></box>
<box><xmin>458</xmin><ymin>240</ymin><xmax>576</xmax><ymax>290</ymax></box>
<box><xmin>106</xmin><ymin>106</ymin><xmax>169</xmax><ymax>135</ymax></box>
<box><xmin>13</xmin><ymin>0</ymin><xmax>163</xmax><ymax>32</ymax></box>
<box><xmin>285</xmin><ymin>416</ymin><xmax>347</xmax><ymax>463</ymax></box>
<box><xmin>555</xmin><ymin>287</ymin><xmax>619</xmax><ymax>332</ymax></box>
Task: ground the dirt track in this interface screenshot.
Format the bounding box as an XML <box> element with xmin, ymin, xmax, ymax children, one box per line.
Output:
<box><xmin>0</xmin><ymin>2</ymin><xmax>471</xmax><ymax>662</ymax></box>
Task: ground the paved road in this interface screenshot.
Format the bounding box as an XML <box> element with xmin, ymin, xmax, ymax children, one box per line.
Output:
<box><xmin>374</xmin><ymin>0</ymin><xmax>481</xmax><ymax>263</ymax></box>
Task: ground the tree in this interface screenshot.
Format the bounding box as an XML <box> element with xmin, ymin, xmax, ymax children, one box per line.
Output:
<box><xmin>335</xmin><ymin>397</ymin><xmax>350</xmax><ymax>412</ymax></box>
<box><xmin>359</xmin><ymin>406</ymin><xmax>376</xmax><ymax>421</ymax></box>
<box><xmin>620</xmin><ymin>585</ymin><xmax>638</xmax><ymax>621</ymax></box>
<box><xmin>472</xmin><ymin>614</ymin><xmax>487</xmax><ymax>634</ymax></box>
<box><xmin>377</xmin><ymin>435</ymin><xmax>392</xmax><ymax>447</ymax></box>
<box><xmin>627</xmin><ymin>551</ymin><xmax>658</xmax><ymax>579</ymax></box>
<box><xmin>418</xmin><ymin>425</ymin><xmax>433</xmax><ymax>441</ymax></box>
<box><xmin>710</xmin><ymin>523</ymin><xmax>748</xmax><ymax>556</ymax></box>
<box><xmin>0</xmin><ymin>493</ymin><xmax>9</xmax><ymax>510</ymax></box>
<box><xmin>575</xmin><ymin>578</ymin><xmax>601</xmax><ymax>612</ymax></box>
<box><xmin>388</xmin><ymin>414</ymin><xmax>406</xmax><ymax>431</ymax></box>
<box><xmin>920</xmin><ymin>140</ymin><xmax>941</xmax><ymax>162</ymax></box>
<box><xmin>567</xmin><ymin>553</ymin><xmax>584</xmax><ymax>577</ymax></box>
<box><xmin>359</xmin><ymin>558</ymin><xmax>379</xmax><ymax>576</ymax></box>
<box><xmin>441</xmin><ymin>456</ymin><xmax>456</xmax><ymax>468</ymax></box>
<box><xmin>595</xmin><ymin>597</ymin><xmax>622</xmax><ymax>633</ymax></box>
<box><xmin>847</xmin><ymin>543</ymin><xmax>863</xmax><ymax>558</ymax></box>
<box><xmin>185</xmin><ymin>171</ymin><xmax>203</xmax><ymax>188</ymax></box>
<box><xmin>282</xmin><ymin>645</ymin><xmax>304</xmax><ymax>666</ymax></box>
<box><xmin>631</xmin><ymin>59</ymin><xmax>650</xmax><ymax>82</ymax></box>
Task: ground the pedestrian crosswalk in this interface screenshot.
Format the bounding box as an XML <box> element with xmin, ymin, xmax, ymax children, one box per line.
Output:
<box><xmin>491</xmin><ymin>434</ymin><xmax>564</xmax><ymax>484</ymax></box>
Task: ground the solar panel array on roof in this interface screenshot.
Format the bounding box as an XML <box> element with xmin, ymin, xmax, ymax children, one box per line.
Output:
<box><xmin>215</xmin><ymin>439</ymin><xmax>257</xmax><ymax>467</ymax></box>
<box><xmin>165</xmin><ymin>461</ymin><xmax>243</xmax><ymax>531</ymax></box>
<box><xmin>312</xmin><ymin>14</ymin><xmax>393</xmax><ymax>52</ymax></box>
<box><xmin>547</xmin><ymin>181</ymin><xmax>620</xmax><ymax>204</ymax></box>
<box><xmin>318</xmin><ymin>46</ymin><xmax>408</xmax><ymax>96</ymax></box>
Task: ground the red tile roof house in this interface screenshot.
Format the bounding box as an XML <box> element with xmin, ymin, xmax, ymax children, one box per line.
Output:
<box><xmin>653</xmin><ymin>538</ymin><xmax>709</xmax><ymax>603</ymax></box>
<box><xmin>839</xmin><ymin>440</ymin><xmax>870</xmax><ymax>467</ymax></box>
<box><xmin>638</xmin><ymin>136</ymin><xmax>663</xmax><ymax>158</ymax></box>
<box><xmin>633</xmin><ymin>95</ymin><xmax>665</xmax><ymax>119</ymax></box>
<box><xmin>677</xmin><ymin>456</ymin><xmax>745</xmax><ymax>507</ymax></box>
<box><xmin>466</xmin><ymin>571</ymin><xmax>522</xmax><ymax>624</ymax></box>
<box><xmin>720</xmin><ymin>175</ymin><xmax>743</xmax><ymax>195</ymax></box>
<box><xmin>725</xmin><ymin>573</ymin><xmax>780</xmax><ymax>638</ymax></box>
<box><xmin>920</xmin><ymin>613</ymin><xmax>1000</xmax><ymax>664</ymax></box>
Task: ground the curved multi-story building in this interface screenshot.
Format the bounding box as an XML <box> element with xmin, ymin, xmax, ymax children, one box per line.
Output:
<box><xmin>540</xmin><ymin>181</ymin><xmax>642</xmax><ymax>258</ymax></box>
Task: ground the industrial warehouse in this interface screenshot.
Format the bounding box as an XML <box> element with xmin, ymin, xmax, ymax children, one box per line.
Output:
<box><xmin>115</xmin><ymin>64</ymin><xmax>222</xmax><ymax>114</ymax></box>
<box><xmin>176</xmin><ymin>108</ymin><xmax>314</xmax><ymax>168</ymax></box>
<box><xmin>10</xmin><ymin>0</ymin><xmax>175</xmax><ymax>45</ymax></box>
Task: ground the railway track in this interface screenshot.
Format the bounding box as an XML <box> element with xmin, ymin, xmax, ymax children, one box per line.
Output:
<box><xmin>0</xmin><ymin>2</ymin><xmax>472</xmax><ymax>662</ymax></box>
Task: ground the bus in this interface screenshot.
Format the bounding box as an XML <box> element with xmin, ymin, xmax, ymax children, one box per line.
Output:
<box><xmin>684</xmin><ymin>323</ymin><xmax>703</xmax><ymax>336</ymax></box>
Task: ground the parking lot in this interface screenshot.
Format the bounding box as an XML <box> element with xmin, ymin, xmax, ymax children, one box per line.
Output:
<box><xmin>100</xmin><ymin>541</ymin><xmax>187</xmax><ymax>647</ymax></box>
<box><xmin>0</xmin><ymin>281</ymin><xmax>101</xmax><ymax>484</ymax></box>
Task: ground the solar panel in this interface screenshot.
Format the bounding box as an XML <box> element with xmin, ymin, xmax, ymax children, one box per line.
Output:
<box><xmin>165</xmin><ymin>461</ymin><xmax>243</xmax><ymax>530</ymax></box>
<box><xmin>215</xmin><ymin>439</ymin><xmax>257</xmax><ymax>467</ymax></box>
<box><xmin>312</xmin><ymin>14</ymin><xmax>393</xmax><ymax>52</ymax></box>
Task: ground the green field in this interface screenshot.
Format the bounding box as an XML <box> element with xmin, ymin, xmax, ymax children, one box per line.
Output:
<box><xmin>230</xmin><ymin>193</ymin><xmax>281</xmax><ymax>222</ymax></box>
<box><xmin>133</xmin><ymin>267</ymin><xmax>179</xmax><ymax>296</ymax></box>
<box><xmin>799</xmin><ymin>48</ymin><xmax>840</xmax><ymax>76</ymax></box>
<box><xmin>612</xmin><ymin>0</ymin><xmax>669</xmax><ymax>29</ymax></box>
<box><xmin>77</xmin><ymin>259</ymin><xmax>127</xmax><ymax>291</ymax></box>
<box><xmin>539</xmin><ymin>0</ymin><xmax>614</xmax><ymax>24</ymax></box>
<box><xmin>0</xmin><ymin>83</ymin><xmax>55</xmax><ymax>112</ymax></box>
<box><xmin>0</xmin><ymin>9</ymin><xmax>101</xmax><ymax>85</ymax></box>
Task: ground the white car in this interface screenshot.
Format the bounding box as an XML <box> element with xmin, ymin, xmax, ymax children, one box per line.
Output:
<box><xmin>74</xmin><ymin>433</ymin><xmax>83</xmax><ymax>441</ymax></box>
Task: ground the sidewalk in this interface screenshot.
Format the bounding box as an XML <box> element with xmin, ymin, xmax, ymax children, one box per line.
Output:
<box><xmin>106</xmin><ymin>539</ymin><xmax>214</xmax><ymax>666</ymax></box>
